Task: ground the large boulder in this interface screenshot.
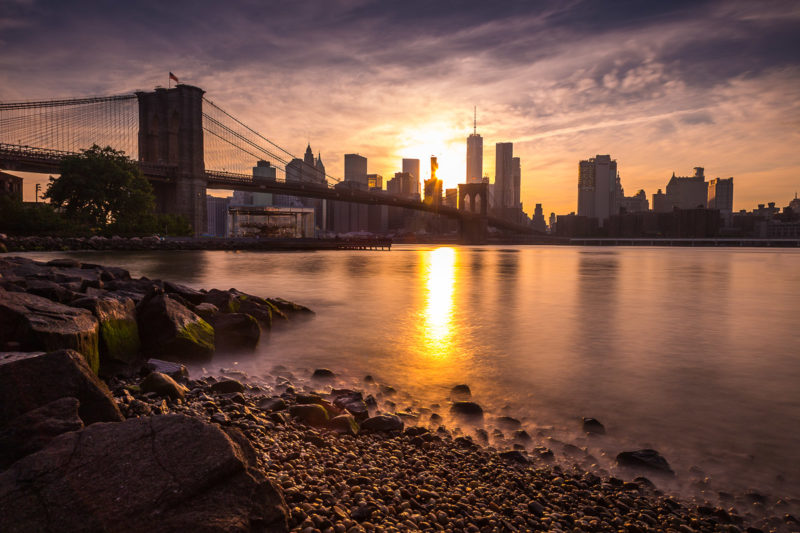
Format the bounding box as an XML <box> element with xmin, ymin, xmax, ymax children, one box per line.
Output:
<box><xmin>0</xmin><ymin>397</ymin><xmax>83</xmax><ymax>469</ymax></box>
<box><xmin>140</xmin><ymin>372</ymin><xmax>187</xmax><ymax>401</ymax></box>
<box><xmin>0</xmin><ymin>415</ymin><xmax>289</xmax><ymax>532</ymax></box>
<box><xmin>450</xmin><ymin>401</ymin><xmax>484</xmax><ymax>418</ymax></box>
<box><xmin>137</xmin><ymin>294</ymin><xmax>214</xmax><ymax>362</ymax></box>
<box><xmin>210</xmin><ymin>313</ymin><xmax>261</xmax><ymax>351</ymax></box>
<box><xmin>361</xmin><ymin>414</ymin><xmax>404</xmax><ymax>433</ymax></box>
<box><xmin>0</xmin><ymin>288</ymin><xmax>100</xmax><ymax>373</ymax></box>
<box><xmin>332</xmin><ymin>390</ymin><xmax>369</xmax><ymax>421</ymax></box>
<box><xmin>0</xmin><ymin>350</ymin><xmax>122</xmax><ymax>426</ymax></box>
<box><xmin>71</xmin><ymin>296</ymin><xmax>141</xmax><ymax>372</ymax></box>
<box><xmin>289</xmin><ymin>404</ymin><xmax>329</xmax><ymax>427</ymax></box>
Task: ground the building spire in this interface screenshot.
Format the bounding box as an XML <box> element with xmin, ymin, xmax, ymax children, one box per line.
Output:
<box><xmin>473</xmin><ymin>106</ymin><xmax>477</xmax><ymax>135</ymax></box>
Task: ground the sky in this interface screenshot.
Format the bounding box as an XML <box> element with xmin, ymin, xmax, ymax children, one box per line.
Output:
<box><xmin>2</xmin><ymin>0</ymin><xmax>799</xmax><ymax>213</ymax></box>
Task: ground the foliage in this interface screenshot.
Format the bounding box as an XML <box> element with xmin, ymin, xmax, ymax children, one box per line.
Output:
<box><xmin>0</xmin><ymin>196</ymin><xmax>89</xmax><ymax>236</ymax></box>
<box><xmin>154</xmin><ymin>214</ymin><xmax>193</xmax><ymax>237</ymax></box>
<box><xmin>45</xmin><ymin>145</ymin><xmax>156</xmax><ymax>233</ymax></box>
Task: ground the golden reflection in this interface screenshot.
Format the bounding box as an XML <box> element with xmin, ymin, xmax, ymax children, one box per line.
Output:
<box><xmin>421</xmin><ymin>247</ymin><xmax>456</xmax><ymax>359</ymax></box>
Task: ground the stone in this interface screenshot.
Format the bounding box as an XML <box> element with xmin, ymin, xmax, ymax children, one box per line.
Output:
<box><xmin>210</xmin><ymin>313</ymin><xmax>261</xmax><ymax>351</ymax></box>
<box><xmin>211</xmin><ymin>379</ymin><xmax>246</xmax><ymax>394</ymax></box>
<box><xmin>616</xmin><ymin>449</ymin><xmax>674</xmax><ymax>475</ymax></box>
<box><xmin>0</xmin><ymin>397</ymin><xmax>83</xmax><ymax>469</ymax></box>
<box><xmin>71</xmin><ymin>296</ymin><xmax>141</xmax><ymax>372</ymax></box>
<box><xmin>204</xmin><ymin>288</ymin><xmax>240</xmax><ymax>313</ymax></box>
<box><xmin>23</xmin><ymin>279</ymin><xmax>77</xmax><ymax>304</ymax></box>
<box><xmin>194</xmin><ymin>302</ymin><xmax>219</xmax><ymax>321</ymax></box>
<box><xmin>500</xmin><ymin>450</ymin><xmax>529</xmax><ymax>464</ymax></box>
<box><xmin>450</xmin><ymin>401</ymin><xmax>484</xmax><ymax>418</ymax></box>
<box><xmin>257</xmin><ymin>397</ymin><xmax>287</xmax><ymax>412</ymax></box>
<box><xmin>137</xmin><ymin>293</ymin><xmax>214</xmax><ymax>362</ymax></box>
<box><xmin>140</xmin><ymin>371</ymin><xmax>187</xmax><ymax>401</ymax></box>
<box><xmin>0</xmin><ymin>288</ymin><xmax>100</xmax><ymax>373</ymax></box>
<box><xmin>496</xmin><ymin>416</ymin><xmax>521</xmax><ymax>429</ymax></box>
<box><xmin>144</xmin><ymin>358</ymin><xmax>188</xmax><ymax>380</ymax></box>
<box><xmin>46</xmin><ymin>258</ymin><xmax>81</xmax><ymax>268</ymax></box>
<box><xmin>163</xmin><ymin>281</ymin><xmax>206</xmax><ymax>305</ymax></box>
<box><xmin>289</xmin><ymin>404</ymin><xmax>329</xmax><ymax>427</ymax></box>
<box><xmin>0</xmin><ymin>350</ymin><xmax>122</xmax><ymax>426</ymax></box>
<box><xmin>328</xmin><ymin>414</ymin><xmax>359</xmax><ymax>435</ymax></box>
<box><xmin>0</xmin><ymin>415</ymin><xmax>289</xmax><ymax>532</ymax></box>
<box><xmin>360</xmin><ymin>414</ymin><xmax>404</xmax><ymax>433</ymax></box>
<box><xmin>265</xmin><ymin>297</ymin><xmax>313</xmax><ymax>314</ymax></box>
<box><xmin>451</xmin><ymin>384</ymin><xmax>471</xmax><ymax>399</ymax></box>
<box><xmin>237</xmin><ymin>297</ymin><xmax>276</xmax><ymax>328</ymax></box>
<box><xmin>583</xmin><ymin>417</ymin><xmax>606</xmax><ymax>435</ymax></box>
<box><xmin>312</xmin><ymin>368</ymin><xmax>336</xmax><ymax>379</ymax></box>
<box><xmin>332</xmin><ymin>390</ymin><xmax>369</xmax><ymax>421</ymax></box>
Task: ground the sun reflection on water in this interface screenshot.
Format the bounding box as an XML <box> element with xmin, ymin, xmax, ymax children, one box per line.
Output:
<box><xmin>421</xmin><ymin>247</ymin><xmax>456</xmax><ymax>359</ymax></box>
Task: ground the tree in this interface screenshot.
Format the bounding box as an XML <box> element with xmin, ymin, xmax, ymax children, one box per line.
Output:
<box><xmin>45</xmin><ymin>145</ymin><xmax>155</xmax><ymax>233</ymax></box>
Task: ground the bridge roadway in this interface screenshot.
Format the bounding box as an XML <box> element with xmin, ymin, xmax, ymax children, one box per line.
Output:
<box><xmin>0</xmin><ymin>143</ymin><xmax>538</xmax><ymax>235</ymax></box>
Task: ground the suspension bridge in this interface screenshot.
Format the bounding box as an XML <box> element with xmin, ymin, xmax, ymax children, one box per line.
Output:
<box><xmin>0</xmin><ymin>84</ymin><xmax>536</xmax><ymax>242</ymax></box>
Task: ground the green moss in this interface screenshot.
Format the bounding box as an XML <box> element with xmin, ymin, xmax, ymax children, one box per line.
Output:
<box><xmin>0</xmin><ymin>243</ymin><xmax>7</xmax><ymax>253</ymax></box>
<box><xmin>175</xmin><ymin>318</ymin><xmax>215</xmax><ymax>355</ymax></box>
<box><xmin>228</xmin><ymin>297</ymin><xmax>242</xmax><ymax>313</ymax></box>
<box><xmin>99</xmin><ymin>318</ymin><xmax>141</xmax><ymax>364</ymax></box>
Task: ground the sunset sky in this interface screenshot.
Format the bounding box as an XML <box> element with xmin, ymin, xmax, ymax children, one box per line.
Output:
<box><xmin>2</xmin><ymin>0</ymin><xmax>799</xmax><ymax>214</ymax></box>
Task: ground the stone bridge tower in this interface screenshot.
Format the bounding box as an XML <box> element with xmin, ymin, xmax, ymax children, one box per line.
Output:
<box><xmin>458</xmin><ymin>182</ymin><xmax>488</xmax><ymax>243</ymax></box>
<box><xmin>136</xmin><ymin>85</ymin><xmax>206</xmax><ymax>235</ymax></box>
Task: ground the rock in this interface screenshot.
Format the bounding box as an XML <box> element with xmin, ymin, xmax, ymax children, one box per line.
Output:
<box><xmin>583</xmin><ymin>417</ymin><xmax>606</xmax><ymax>435</ymax></box>
<box><xmin>46</xmin><ymin>258</ymin><xmax>81</xmax><ymax>268</ymax></box>
<box><xmin>361</xmin><ymin>414</ymin><xmax>404</xmax><ymax>433</ymax></box>
<box><xmin>499</xmin><ymin>450</ymin><xmax>529</xmax><ymax>464</ymax></box>
<box><xmin>194</xmin><ymin>302</ymin><xmax>219</xmax><ymax>321</ymax></box>
<box><xmin>71</xmin><ymin>296</ymin><xmax>141</xmax><ymax>372</ymax></box>
<box><xmin>0</xmin><ymin>350</ymin><xmax>122</xmax><ymax>426</ymax></box>
<box><xmin>257</xmin><ymin>397</ymin><xmax>287</xmax><ymax>412</ymax></box>
<box><xmin>0</xmin><ymin>288</ymin><xmax>100</xmax><ymax>373</ymax></box>
<box><xmin>513</xmin><ymin>429</ymin><xmax>532</xmax><ymax>443</ymax></box>
<box><xmin>265</xmin><ymin>297</ymin><xmax>313</xmax><ymax>314</ymax></box>
<box><xmin>496</xmin><ymin>416</ymin><xmax>521</xmax><ymax>429</ymax></box>
<box><xmin>23</xmin><ymin>279</ymin><xmax>77</xmax><ymax>304</ymax></box>
<box><xmin>0</xmin><ymin>397</ymin><xmax>83</xmax><ymax>469</ymax></box>
<box><xmin>289</xmin><ymin>404</ymin><xmax>329</xmax><ymax>427</ymax></box>
<box><xmin>450</xmin><ymin>384</ymin><xmax>471</xmax><ymax>399</ymax></box>
<box><xmin>450</xmin><ymin>401</ymin><xmax>484</xmax><ymax>418</ymax></box>
<box><xmin>204</xmin><ymin>288</ymin><xmax>239</xmax><ymax>313</ymax></box>
<box><xmin>0</xmin><ymin>415</ymin><xmax>289</xmax><ymax>532</ymax></box>
<box><xmin>332</xmin><ymin>390</ymin><xmax>369</xmax><ymax>421</ymax></box>
<box><xmin>328</xmin><ymin>414</ymin><xmax>359</xmax><ymax>435</ymax></box>
<box><xmin>144</xmin><ymin>358</ymin><xmax>188</xmax><ymax>380</ymax></box>
<box><xmin>312</xmin><ymin>368</ymin><xmax>336</xmax><ymax>379</ymax></box>
<box><xmin>163</xmin><ymin>281</ymin><xmax>206</xmax><ymax>305</ymax></box>
<box><xmin>211</xmin><ymin>379</ymin><xmax>246</xmax><ymax>394</ymax></box>
<box><xmin>137</xmin><ymin>293</ymin><xmax>214</xmax><ymax>362</ymax></box>
<box><xmin>616</xmin><ymin>449</ymin><xmax>674</xmax><ymax>475</ymax></box>
<box><xmin>140</xmin><ymin>372</ymin><xmax>187</xmax><ymax>401</ymax></box>
<box><xmin>237</xmin><ymin>297</ymin><xmax>276</xmax><ymax>328</ymax></box>
<box><xmin>210</xmin><ymin>313</ymin><xmax>260</xmax><ymax>351</ymax></box>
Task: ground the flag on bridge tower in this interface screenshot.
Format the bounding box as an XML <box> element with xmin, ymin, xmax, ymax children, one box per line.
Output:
<box><xmin>169</xmin><ymin>72</ymin><xmax>179</xmax><ymax>84</ymax></box>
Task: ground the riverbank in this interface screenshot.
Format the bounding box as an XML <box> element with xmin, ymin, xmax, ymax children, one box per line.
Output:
<box><xmin>0</xmin><ymin>235</ymin><xmax>392</xmax><ymax>253</ymax></box>
<box><xmin>0</xmin><ymin>256</ymin><xmax>795</xmax><ymax>532</ymax></box>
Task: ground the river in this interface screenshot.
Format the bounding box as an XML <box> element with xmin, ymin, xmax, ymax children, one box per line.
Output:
<box><xmin>22</xmin><ymin>245</ymin><xmax>800</xmax><ymax>507</ymax></box>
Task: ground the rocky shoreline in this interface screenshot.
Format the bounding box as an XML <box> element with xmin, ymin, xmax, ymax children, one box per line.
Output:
<box><xmin>0</xmin><ymin>256</ymin><xmax>795</xmax><ymax>532</ymax></box>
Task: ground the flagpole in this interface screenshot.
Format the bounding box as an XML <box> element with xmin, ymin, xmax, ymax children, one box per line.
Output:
<box><xmin>168</xmin><ymin>73</ymin><xmax>171</xmax><ymax>89</ymax></box>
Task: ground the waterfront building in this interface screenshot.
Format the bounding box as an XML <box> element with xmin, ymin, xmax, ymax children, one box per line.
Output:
<box><xmin>707</xmin><ymin>177</ymin><xmax>734</xmax><ymax>215</ymax></box>
<box><xmin>402</xmin><ymin>158</ymin><xmax>421</xmax><ymax>195</ymax></box>
<box><xmin>344</xmin><ymin>154</ymin><xmax>368</xmax><ymax>186</ymax></box>
<box><xmin>619</xmin><ymin>189</ymin><xmax>649</xmax><ymax>213</ymax></box>
<box><xmin>577</xmin><ymin>154</ymin><xmax>617</xmax><ymax>225</ymax></box>
<box><xmin>549</xmin><ymin>212</ymin><xmax>556</xmax><ymax>233</ymax></box>
<box><xmin>512</xmin><ymin>157</ymin><xmax>521</xmax><ymax>208</ymax></box>
<box><xmin>662</xmin><ymin>167</ymin><xmax>708</xmax><ymax>210</ymax></box>
<box><xmin>206</xmin><ymin>195</ymin><xmax>231</xmax><ymax>237</ymax></box>
<box><xmin>495</xmin><ymin>142</ymin><xmax>514</xmax><ymax>209</ymax></box>
<box><xmin>367</xmin><ymin>173</ymin><xmax>383</xmax><ymax>190</ymax></box>
<box><xmin>0</xmin><ymin>171</ymin><xmax>23</xmax><ymax>202</ymax></box>
<box><xmin>228</xmin><ymin>206</ymin><xmax>315</xmax><ymax>238</ymax></box>
<box><xmin>532</xmin><ymin>203</ymin><xmax>546</xmax><ymax>232</ymax></box>
<box><xmin>466</xmin><ymin>108</ymin><xmax>483</xmax><ymax>184</ymax></box>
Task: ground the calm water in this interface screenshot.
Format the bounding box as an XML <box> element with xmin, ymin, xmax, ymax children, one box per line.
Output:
<box><xmin>23</xmin><ymin>246</ymin><xmax>800</xmax><ymax>504</ymax></box>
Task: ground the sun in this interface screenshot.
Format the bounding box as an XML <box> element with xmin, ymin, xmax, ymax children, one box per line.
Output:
<box><xmin>395</xmin><ymin>123</ymin><xmax>469</xmax><ymax>191</ymax></box>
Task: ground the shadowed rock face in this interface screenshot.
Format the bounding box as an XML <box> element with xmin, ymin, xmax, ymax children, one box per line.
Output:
<box><xmin>210</xmin><ymin>313</ymin><xmax>261</xmax><ymax>351</ymax></box>
<box><xmin>0</xmin><ymin>349</ymin><xmax>122</xmax><ymax>426</ymax></box>
<box><xmin>137</xmin><ymin>293</ymin><xmax>214</xmax><ymax>362</ymax></box>
<box><xmin>0</xmin><ymin>288</ymin><xmax>100</xmax><ymax>372</ymax></box>
<box><xmin>72</xmin><ymin>295</ymin><xmax>141</xmax><ymax>372</ymax></box>
<box><xmin>0</xmin><ymin>414</ymin><xmax>289</xmax><ymax>533</ymax></box>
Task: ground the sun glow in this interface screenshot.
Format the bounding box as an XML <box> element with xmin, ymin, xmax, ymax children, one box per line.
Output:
<box><xmin>420</xmin><ymin>247</ymin><xmax>457</xmax><ymax>359</ymax></box>
<box><xmin>396</xmin><ymin>124</ymin><xmax>467</xmax><ymax>190</ymax></box>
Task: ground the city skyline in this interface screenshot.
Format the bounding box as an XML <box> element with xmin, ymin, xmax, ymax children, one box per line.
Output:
<box><xmin>2</xmin><ymin>0</ymin><xmax>799</xmax><ymax>213</ymax></box>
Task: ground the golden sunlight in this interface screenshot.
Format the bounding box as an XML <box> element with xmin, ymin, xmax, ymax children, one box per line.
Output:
<box><xmin>420</xmin><ymin>247</ymin><xmax>457</xmax><ymax>359</ymax></box>
<box><xmin>396</xmin><ymin>124</ymin><xmax>467</xmax><ymax>190</ymax></box>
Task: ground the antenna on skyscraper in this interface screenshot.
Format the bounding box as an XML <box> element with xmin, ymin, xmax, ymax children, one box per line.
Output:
<box><xmin>473</xmin><ymin>106</ymin><xmax>477</xmax><ymax>135</ymax></box>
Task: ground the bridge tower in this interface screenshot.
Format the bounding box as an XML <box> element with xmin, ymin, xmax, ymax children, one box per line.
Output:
<box><xmin>136</xmin><ymin>85</ymin><xmax>206</xmax><ymax>235</ymax></box>
<box><xmin>458</xmin><ymin>182</ymin><xmax>488</xmax><ymax>244</ymax></box>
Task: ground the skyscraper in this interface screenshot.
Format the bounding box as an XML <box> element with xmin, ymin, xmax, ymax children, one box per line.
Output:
<box><xmin>466</xmin><ymin>107</ymin><xmax>483</xmax><ymax>184</ymax></box>
<box><xmin>344</xmin><ymin>154</ymin><xmax>368</xmax><ymax>186</ymax></box>
<box><xmin>402</xmin><ymin>158</ymin><xmax>421</xmax><ymax>195</ymax></box>
<box><xmin>577</xmin><ymin>154</ymin><xmax>618</xmax><ymax>225</ymax></box>
<box><xmin>512</xmin><ymin>156</ymin><xmax>521</xmax><ymax>208</ymax></box>
<box><xmin>495</xmin><ymin>142</ymin><xmax>514</xmax><ymax>208</ymax></box>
